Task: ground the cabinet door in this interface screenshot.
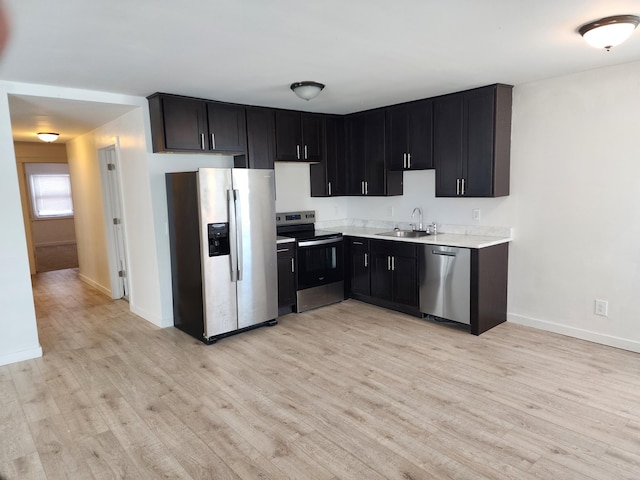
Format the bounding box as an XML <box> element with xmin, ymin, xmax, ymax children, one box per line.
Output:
<box><xmin>406</xmin><ymin>99</ymin><xmax>434</xmax><ymax>170</ymax></box>
<box><xmin>310</xmin><ymin>115</ymin><xmax>346</xmax><ymax>197</ymax></box>
<box><xmin>162</xmin><ymin>96</ymin><xmax>207</xmax><ymax>151</ymax></box>
<box><xmin>464</xmin><ymin>87</ymin><xmax>496</xmax><ymax>197</ymax></box>
<box><xmin>434</xmin><ymin>94</ymin><xmax>464</xmax><ymax>197</ymax></box>
<box><xmin>302</xmin><ymin>114</ymin><xmax>323</xmax><ymax>162</ymax></box>
<box><xmin>362</xmin><ymin>109</ymin><xmax>386</xmax><ymax>196</ymax></box>
<box><xmin>392</xmin><ymin>255</ymin><xmax>418</xmax><ymax>307</ymax></box>
<box><xmin>206</xmin><ymin>102</ymin><xmax>246</xmax><ymax>154</ymax></box>
<box><xmin>275</xmin><ymin>111</ymin><xmax>302</xmax><ymax>161</ymax></box>
<box><xmin>370</xmin><ymin>251</ymin><xmax>393</xmax><ymax>301</ymax></box>
<box><xmin>346</xmin><ymin>114</ymin><xmax>367</xmax><ymax>195</ymax></box>
<box><xmin>386</xmin><ymin>104</ymin><xmax>408</xmax><ymax>171</ymax></box>
<box><xmin>349</xmin><ymin>238</ymin><xmax>370</xmax><ymax>296</ymax></box>
<box><xmin>277</xmin><ymin>244</ymin><xmax>296</xmax><ymax>308</ymax></box>
<box><xmin>245</xmin><ymin>107</ymin><xmax>276</xmax><ymax>169</ymax></box>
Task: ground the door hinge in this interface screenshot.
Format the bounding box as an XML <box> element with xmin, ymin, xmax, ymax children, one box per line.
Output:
<box><xmin>113</xmin><ymin>218</ymin><xmax>121</xmax><ymax>225</ymax></box>
<box><xmin>107</xmin><ymin>163</ymin><xmax>116</xmax><ymax>171</ymax></box>
<box><xmin>118</xmin><ymin>270</ymin><xmax>126</xmax><ymax>278</ymax></box>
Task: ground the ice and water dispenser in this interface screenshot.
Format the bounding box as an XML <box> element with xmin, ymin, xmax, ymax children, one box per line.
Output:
<box><xmin>208</xmin><ymin>223</ymin><xmax>230</xmax><ymax>257</ymax></box>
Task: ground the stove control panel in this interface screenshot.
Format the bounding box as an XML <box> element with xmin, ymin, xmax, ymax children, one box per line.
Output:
<box><xmin>276</xmin><ymin>210</ymin><xmax>315</xmax><ymax>226</ymax></box>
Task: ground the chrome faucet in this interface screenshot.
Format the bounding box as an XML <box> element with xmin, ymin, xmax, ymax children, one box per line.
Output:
<box><xmin>411</xmin><ymin>207</ymin><xmax>423</xmax><ymax>231</ymax></box>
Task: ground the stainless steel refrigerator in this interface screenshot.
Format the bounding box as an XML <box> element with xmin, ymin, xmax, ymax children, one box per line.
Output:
<box><xmin>166</xmin><ymin>168</ymin><xmax>278</xmax><ymax>343</ymax></box>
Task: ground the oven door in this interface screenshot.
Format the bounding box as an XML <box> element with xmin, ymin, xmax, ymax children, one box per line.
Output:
<box><xmin>297</xmin><ymin>236</ymin><xmax>344</xmax><ymax>290</ymax></box>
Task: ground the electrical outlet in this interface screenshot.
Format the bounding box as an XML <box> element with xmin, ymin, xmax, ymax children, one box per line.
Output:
<box><xmin>472</xmin><ymin>208</ymin><xmax>481</xmax><ymax>222</ymax></box>
<box><xmin>595</xmin><ymin>299</ymin><xmax>608</xmax><ymax>317</ymax></box>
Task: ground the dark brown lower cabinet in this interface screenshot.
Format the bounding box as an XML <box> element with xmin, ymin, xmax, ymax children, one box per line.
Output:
<box><xmin>470</xmin><ymin>242</ymin><xmax>509</xmax><ymax>335</ymax></box>
<box><xmin>345</xmin><ymin>236</ymin><xmax>509</xmax><ymax>335</ymax></box>
<box><xmin>347</xmin><ymin>237</ymin><xmax>419</xmax><ymax>315</ymax></box>
<box><xmin>348</xmin><ymin>237</ymin><xmax>370</xmax><ymax>297</ymax></box>
<box><xmin>277</xmin><ymin>243</ymin><xmax>296</xmax><ymax>315</ymax></box>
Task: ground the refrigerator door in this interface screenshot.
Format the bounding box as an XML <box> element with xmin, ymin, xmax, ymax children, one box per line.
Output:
<box><xmin>198</xmin><ymin>168</ymin><xmax>238</xmax><ymax>337</ymax></box>
<box><xmin>231</xmin><ymin>169</ymin><xmax>278</xmax><ymax>329</ymax></box>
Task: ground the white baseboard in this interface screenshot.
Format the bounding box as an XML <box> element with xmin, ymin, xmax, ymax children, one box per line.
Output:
<box><xmin>129</xmin><ymin>303</ymin><xmax>173</xmax><ymax>328</ymax></box>
<box><xmin>78</xmin><ymin>273</ymin><xmax>111</xmax><ymax>297</ymax></box>
<box><xmin>0</xmin><ymin>345</ymin><xmax>43</xmax><ymax>367</ymax></box>
<box><xmin>508</xmin><ymin>313</ymin><xmax>640</xmax><ymax>353</ymax></box>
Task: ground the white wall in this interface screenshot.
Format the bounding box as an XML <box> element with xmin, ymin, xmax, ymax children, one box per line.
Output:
<box><xmin>0</xmin><ymin>91</ymin><xmax>41</xmax><ymax>366</ymax></box>
<box><xmin>507</xmin><ymin>60</ymin><xmax>640</xmax><ymax>351</ymax></box>
<box><xmin>66</xmin><ymin>132</ymin><xmax>112</xmax><ymax>294</ymax></box>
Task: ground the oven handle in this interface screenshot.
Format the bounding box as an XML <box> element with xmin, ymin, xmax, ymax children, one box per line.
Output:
<box><xmin>298</xmin><ymin>236</ymin><xmax>343</xmax><ymax>247</ymax></box>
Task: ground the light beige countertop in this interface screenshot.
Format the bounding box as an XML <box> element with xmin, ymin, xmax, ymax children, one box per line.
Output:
<box><xmin>324</xmin><ymin>225</ymin><xmax>511</xmax><ymax>249</ymax></box>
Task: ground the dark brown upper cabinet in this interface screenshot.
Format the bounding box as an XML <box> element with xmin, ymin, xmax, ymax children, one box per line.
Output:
<box><xmin>346</xmin><ymin>109</ymin><xmax>402</xmax><ymax>196</ymax></box>
<box><xmin>238</xmin><ymin>106</ymin><xmax>276</xmax><ymax>169</ymax></box>
<box><xmin>148</xmin><ymin>93</ymin><xmax>246</xmax><ymax>154</ymax></box>
<box><xmin>310</xmin><ymin>115</ymin><xmax>347</xmax><ymax>197</ymax></box>
<box><xmin>433</xmin><ymin>84</ymin><xmax>512</xmax><ymax>197</ymax></box>
<box><xmin>386</xmin><ymin>99</ymin><xmax>434</xmax><ymax>171</ymax></box>
<box><xmin>275</xmin><ymin>111</ymin><xmax>323</xmax><ymax>162</ymax></box>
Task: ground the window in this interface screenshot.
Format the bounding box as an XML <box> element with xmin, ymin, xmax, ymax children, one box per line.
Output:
<box><xmin>25</xmin><ymin>163</ymin><xmax>74</xmax><ymax>219</ymax></box>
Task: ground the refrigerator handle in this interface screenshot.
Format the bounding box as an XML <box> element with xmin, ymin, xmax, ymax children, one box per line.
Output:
<box><xmin>227</xmin><ymin>189</ymin><xmax>239</xmax><ymax>282</ymax></box>
<box><xmin>233</xmin><ymin>189</ymin><xmax>243</xmax><ymax>281</ymax></box>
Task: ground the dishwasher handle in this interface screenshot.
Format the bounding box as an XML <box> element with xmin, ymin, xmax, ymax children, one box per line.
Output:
<box><xmin>432</xmin><ymin>250</ymin><xmax>457</xmax><ymax>256</ymax></box>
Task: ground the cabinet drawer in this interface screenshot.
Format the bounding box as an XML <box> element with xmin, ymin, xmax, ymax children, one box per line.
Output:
<box><xmin>370</xmin><ymin>239</ymin><xmax>417</xmax><ymax>258</ymax></box>
<box><xmin>277</xmin><ymin>243</ymin><xmax>295</xmax><ymax>257</ymax></box>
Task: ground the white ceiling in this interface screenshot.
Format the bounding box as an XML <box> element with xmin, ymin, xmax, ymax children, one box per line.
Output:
<box><xmin>2</xmin><ymin>0</ymin><xmax>640</xmax><ymax>142</ymax></box>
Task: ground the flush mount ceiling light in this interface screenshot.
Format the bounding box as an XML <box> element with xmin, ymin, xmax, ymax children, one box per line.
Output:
<box><xmin>290</xmin><ymin>81</ymin><xmax>325</xmax><ymax>101</ymax></box>
<box><xmin>579</xmin><ymin>14</ymin><xmax>640</xmax><ymax>51</ymax></box>
<box><xmin>37</xmin><ymin>132</ymin><xmax>59</xmax><ymax>142</ymax></box>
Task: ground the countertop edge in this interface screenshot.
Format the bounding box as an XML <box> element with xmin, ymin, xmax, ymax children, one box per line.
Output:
<box><xmin>323</xmin><ymin>226</ymin><xmax>512</xmax><ymax>249</ymax></box>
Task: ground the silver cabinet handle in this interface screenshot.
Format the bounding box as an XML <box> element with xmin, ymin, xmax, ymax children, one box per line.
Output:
<box><xmin>365</xmin><ymin>181</ymin><xmax>368</xmax><ymax>195</ymax></box>
<box><xmin>456</xmin><ymin>178</ymin><xmax>460</xmax><ymax>195</ymax></box>
<box><xmin>352</xmin><ymin>241</ymin><xmax>363</xmax><ymax>245</ymax></box>
<box><xmin>200</xmin><ymin>133</ymin><xmax>205</xmax><ymax>150</ymax></box>
<box><xmin>364</xmin><ymin>253</ymin><xmax>368</xmax><ymax>267</ymax></box>
<box><xmin>403</xmin><ymin>153</ymin><xmax>407</xmax><ymax>169</ymax></box>
<box><xmin>361</xmin><ymin>181</ymin><xmax>365</xmax><ymax>195</ymax></box>
<box><xmin>296</xmin><ymin>144</ymin><xmax>301</xmax><ymax>159</ymax></box>
<box><xmin>211</xmin><ymin>133</ymin><xmax>216</xmax><ymax>150</ymax></box>
<box><xmin>387</xmin><ymin>256</ymin><xmax>391</xmax><ymax>270</ymax></box>
<box><xmin>291</xmin><ymin>258</ymin><xmax>295</xmax><ymax>272</ymax></box>
<box><xmin>304</xmin><ymin>145</ymin><xmax>308</xmax><ymax>160</ymax></box>
<box><xmin>461</xmin><ymin>178</ymin><xmax>465</xmax><ymax>195</ymax></box>
<box><xmin>392</xmin><ymin>256</ymin><xmax>395</xmax><ymax>271</ymax></box>
<box><xmin>277</xmin><ymin>248</ymin><xmax>289</xmax><ymax>253</ymax></box>
<box><xmin>328</xmin><ymin>182</ymin><xmax>332</xmax><ymax>196</ymax></box>
<box><xmin>407</xmin><ymin>153</ymin><xmax>411</xmax><ymax>169</ymax></box>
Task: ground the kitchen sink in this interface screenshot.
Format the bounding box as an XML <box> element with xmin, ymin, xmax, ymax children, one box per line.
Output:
<box><xmin>377</xmin><ymin>230</ymin><xmax>431</xmax><ymax>238</ymax></box>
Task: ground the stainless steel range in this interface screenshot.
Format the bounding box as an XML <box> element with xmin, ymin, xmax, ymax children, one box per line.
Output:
<box><xmin>276</xmin><ymin>211</ymin><xmax>344</xmax><ymax>312</ymax></box>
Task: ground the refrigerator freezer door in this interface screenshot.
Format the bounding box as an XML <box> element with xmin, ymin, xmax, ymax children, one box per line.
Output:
<box><xmin>198</xmin><ymin>168</ymin><xmax>238</xmax><ymax>337</ymax></box>
<box><xmin>232</xmin><ymin>169</ymin><xmax>278</xmax><ymax>328</ymax></box>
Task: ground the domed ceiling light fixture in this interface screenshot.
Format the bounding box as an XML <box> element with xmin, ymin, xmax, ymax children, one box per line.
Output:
<box><xmin>37</xmin><ymin>132</ymin><xmax>60</xmax><ymax>142</ymax></box>
<box><xmin>579</xmin><ymin>14</ymin><xmax>640</xmax><ymax>51</ymax></box>
<box><xmin>290</xmin><ymin>81</ymin><xmax>325</xmax><ymax>101</ymax></box>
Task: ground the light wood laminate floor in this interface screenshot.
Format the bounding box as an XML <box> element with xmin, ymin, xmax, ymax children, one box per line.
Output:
<box><xmin>1</xmin><ymin>268</ymin><xmax>639</xmax><ymax>479</ymax></box>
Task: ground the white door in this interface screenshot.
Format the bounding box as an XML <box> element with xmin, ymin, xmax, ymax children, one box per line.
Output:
<box><xmin>98</xmin><ymin>145</ymin><xmax>129</xmax><ymax>299</ymax></box>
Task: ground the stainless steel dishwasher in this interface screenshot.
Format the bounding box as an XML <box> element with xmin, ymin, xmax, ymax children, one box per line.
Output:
<box><xmin>419</xmin><ymin>246</ymin><xmax>471</xmax><ymax>325</ymax></box>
